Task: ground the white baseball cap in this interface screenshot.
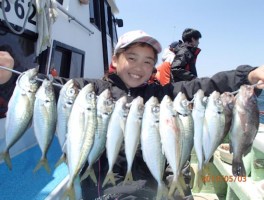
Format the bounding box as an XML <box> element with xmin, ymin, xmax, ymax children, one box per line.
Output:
<box><xmin>114</xmin><ymin>30</ymin><xmax>162</xmax><ymax>54</ymax></box>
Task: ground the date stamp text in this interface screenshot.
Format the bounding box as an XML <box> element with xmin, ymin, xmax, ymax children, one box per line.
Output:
<box><xmin>202</xmin><ymin>175</ymin><xmax>247</xmax><ymax>183</ymax></box>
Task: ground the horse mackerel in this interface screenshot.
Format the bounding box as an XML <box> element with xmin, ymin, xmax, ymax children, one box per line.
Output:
<box><xmin>1</xmin><ymin>68</ymin><xmax>39</xmax><ymax>170</ymax></box>
<box><xmin>55</xmin><ymin>79</ymin><xmax>79</xmax><ymax>167</ymax></box>
<box><xmin>80</xmin><ymin>88</ymin><xmax>115</xmax><ymax>184</ymax></box>
<box><xmin>202</xmin><ymin>91</ymin><xmax>225</xmax><ymax>165</ymax></box>
<box><xmin>33</xmin><ymin>79</ymin><xmax>57</xmax><ymax>174</ymax></box>
<box><xmin>141</xmin><ymin>96</ymin><xmax>168</xmax><ymax>200</ymax></box>
<box><xmin>123</xmin><ymin>96</ymin><xmax>144</xmax><ymax>184</ymax></box>
<box><xmin>102</xmin><ymin>95</ymin><xmax>129</xmax><ymax>187</ymax></box>
<box><xmin>63</xmin><ymin>83</ymin><xmax>97</xmax><ymax>200</ymax></box>
<box><xmin>159</xmin><ymin>95</ymin><xmax>184</xmax><ymax>197</ymax></box>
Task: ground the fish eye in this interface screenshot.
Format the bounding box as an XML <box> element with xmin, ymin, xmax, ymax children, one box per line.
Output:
<box><xmin>138</xmin><ymin>105</ymin><xmax>145</xmax><ymax>112</ymax></box>
<box><xmin>216</xmin><ymin>98</ymin><xmax>222</xmax><ymax>106</ymax></box>
<box><xmin>105</xmin><ymin>99</ymin><xmax>113</xmax><ymax>106</ymax></box>
<box><xmin>152</xmin><ymin>106</ymin><xmax>160</xmax><ymax>113</ymax></box>
<box><xmin>181</xmin><ymin>99</ymin><xmax>188</xmax><ymax>107</ymax></box>
<box><xmin>67</xmin><ymin>88</ymin><xmax>76</xmax><ymax>96</ymax></box>
<box><xmin>87</xmin><ymin>92</ymin><xmax>95</xmax><ymax>99</ymax></box>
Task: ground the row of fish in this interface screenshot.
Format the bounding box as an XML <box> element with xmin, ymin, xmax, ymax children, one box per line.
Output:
<box><xmin>193</xmin><ymin>86</ymin><xmax>259</xmax><ymax>176</ymax></box>
<box><xmin>0</xmin><ymin>68</ymin><xmax>260</xmax><ymax>200</ymax></box>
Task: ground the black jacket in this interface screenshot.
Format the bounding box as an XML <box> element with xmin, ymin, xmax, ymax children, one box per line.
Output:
<box><xmin>170</xmin><ymin>42</ymin><xmax>201</xmax><ymax>82</ymax></box>
<box><xmin>50</xmin><ymin>65</ymin><xmax>255</xmax><ymax>103</ymax></box>
<box><xmin>0</xmin><ymin>65</ymin><xmax>258</xmax><ymax>199</ymax></box>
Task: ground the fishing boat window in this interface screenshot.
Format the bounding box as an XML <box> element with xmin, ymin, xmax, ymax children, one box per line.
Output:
<box><xmin>111</xmin><ymin>16</ymin><xmax>118</xmax><ymax>44</ymax></box>
<box><xmin>56</xmin><ymin>0</ymin><xmax>63</xmax><ymax>4</ymax></box>
<box><xmin>50</xmin><ymin>41</ymin><xmax>84</xmax><ymax>78</ymax></box>
<box><xmin>89</xmin><ymin>0</ymin><xmax>101</xmax><ymax>30</ymax></box>
<box><xmin>104</xmin><ymin>2</ymin><xmax>110</xmax><ymax>35</ymax></box>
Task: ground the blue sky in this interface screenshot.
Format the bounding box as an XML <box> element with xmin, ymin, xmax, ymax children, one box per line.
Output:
<box><xmin>114</xmin><ymin>0</ymin><xmax>264</xmax><ymax>77</ymax></box>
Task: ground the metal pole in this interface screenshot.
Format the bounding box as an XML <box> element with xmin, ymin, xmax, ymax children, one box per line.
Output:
<box><xmin>56</xmin><ymin>3</ymin><xmax>94</xmax><ymax>35</ymax></box>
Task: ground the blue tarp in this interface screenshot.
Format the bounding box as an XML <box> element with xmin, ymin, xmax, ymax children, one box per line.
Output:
<box><xmin>0</xmin><ymin>138</ymin><xmax>68</xmax><ymax>200</ymax></box>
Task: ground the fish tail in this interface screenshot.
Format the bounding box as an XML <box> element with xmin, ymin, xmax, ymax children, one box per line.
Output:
<box><xmin>168</xmin><ymin>181</ymin><xmax>177</xmax><ymax>198</ymax></box>
<box><xmin>232</xmin><ymin>159</ymin><xmax>246</xmax><ymax>177</ymax></box>
<box><xmin>156</xmin><ymin>182</ymin><xmax>168</xmax><ymax>200</ymax></box>
<box><xmin>33</xmin><ymin>158</ymin><xmax>51</xmax><ymax>174</ymax></box>
<box><xmin>62</xmin><ymin>182</ymin><xmax>76</xmax><ymax>200</ymax></box>
<box><xmin>176</xmin><ymin>181</ymin><xmax>185</xmax><ymax>198</ymax></box>
<box><xmin>178</xmin><ymin>174</ymin><xmax>187</xmax><ymax>191</ymax></box>
<box><xmin>198</xmin><ymin>158</ymin><xmax>204</xmax><ymax>172</ymax></box>
<box><xmin>102</xmin><ymin>171</ymin><xmax>116</xmax><ymax>187</ymax></box>
<box><xmin>202</xmin><ymin>163</ymin><xmax>210</xmax><ymax>177</ymax></box>
<box><xmin>80</xmin><ymin>166</ymin><xmax>98</xmax><ymax>186</ymax></box>
<box><xmin>54</xmin><ymin>153</ymin><xmax>66</xmax><ymax>168</ymax></box>
<box><xmin>192</xmin><ymin>167</ymin><xmax>204</xmax><ymax>193</ymax></box>
<box><xmin>1</xmin><ymin>151</ymin><xmax>12</xmax><ymax>170</ymax></box>
<box><xmin>123</xmin><ymin>171</ymin><xmax>133</xmax><ymax>185</ymax></box>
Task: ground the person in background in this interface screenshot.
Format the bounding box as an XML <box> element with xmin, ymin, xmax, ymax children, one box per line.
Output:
<box><xmin>170</xmin><ymin>28</ymin><xmax>202</xmax><ymax>82</ymax></box>
<box><xmin>1</xmin><ymin>30</ymin><xmax>264</xmax><ymax>200</ymax></box>
<box><xmin>155</xmin><ymin>41</ymin><xmax>180</xmax><ymax>85</ymax></box>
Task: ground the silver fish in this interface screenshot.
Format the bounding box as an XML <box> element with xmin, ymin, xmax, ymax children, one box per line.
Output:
<box><xmin>229</xmin><ymin>85</ymin><xmax>259</xmax><ymax>177</ymax></box>
<box><xmin>80</xmin><ymin>88</ymin><xmax>115</xmax><ymax>185</ymax></box>
<box><xmin>55</xmin><ymin>79</ymin><xmax>79</xmax><ymax>167</ymax></box>
<box><xmin>141</xmin><ymin>96</ymin><xmax>168</xmax><ymax>200</ymax></box>
<box><xmin>173</xmin><ymin>92</ymin><xmax>194</xmax><ymax>171</ymax></box>
<box><xmin>123</xmin><ymin>96</ymin><xmax>144</xmax><ymax>184</ymax></box>
<box><xmin>102</xmin><ymin>95</ymin><xmax>129</xmax><ymax>187</ymax></box>
<box><xmin>202</xmin><ymin>91</ymin><xmax>225</xmax><ymax>164</ymax></box>
<box><xmin>159</xmin><ymin>95</ymin><xmax>184</xmax><ymax>197</ymax></box>
<box><xmin>191</xmin><ymin>89</ymin><xmax>207</xmax><ymax>192</ymax></box>
<box><xmin>1</xmin><ymin>68</ymin><xmax>39</xmax><ymax>170</ymax></box>
<box><xmin>33</xmin><ymin>79</ymin><xmax>57</xmax><ymax>174</ymax></box>
<box><xmin>63</xmin><ymin>83</ymin><xmax>97</xmax><ymax>200</ymax></box>
<box><xmin>192</xmin><ymin>89</ymin><xmax>207</xmax><ymax>172</ymax></box>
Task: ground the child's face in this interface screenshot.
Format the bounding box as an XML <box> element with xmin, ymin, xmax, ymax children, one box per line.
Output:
<box><xmin>112</xmin><ymin>44</ymin><xmax>156</xmax><ymax>88</ymax></box>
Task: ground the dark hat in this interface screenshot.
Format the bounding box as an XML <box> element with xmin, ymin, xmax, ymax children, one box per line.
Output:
<box><xmin>169</xmin><ymin>41</ymin><xmax>179</xmax><ymax>49</ymax></box>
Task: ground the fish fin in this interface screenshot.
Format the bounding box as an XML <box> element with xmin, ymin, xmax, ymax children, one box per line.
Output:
<box><xmin>33</xmin><ymin>158</ymin><xmax>51</xmax><ymax>174</ymax></box>
<box><xmin>102</xmin><ymin>171</ymin><xmax>116</xmax><ymax>187</ymax></box>
<box><xmin>156</xmin><ymin>182</ymin><xmax>168</xmax><ymax>200</ymax></box>
<box><xmin>168</xmin><ymin>181</ymin><xmax>177</xmax><ymax>198</ymax></box>
<box><xmin>123</xmin><ymin>171</ymin><xmax>133</xmax><ymax>185</ymax></box>
<box><xmin>202</xmin><ymin>163</ymin><xmax>210</xmax><ymax>177</ymax></box>
<box><xmin>232</xmin><ymin>159</ymin><xmax>246</xmax><ymax>177</ymax></box>
<box><xmin>1</xmin><ymin>151</ymin><xmax>12</xmax><ymax>170</ymax></box>
<box><xmin>54</xmin><ymin>153</ymin><xmax>66</xmax><ymax>168</ymax></box>
<box><xmin>80</xmin><ymin>166</ymin><xmax>98</xmax><ymax>186</ymax></box>
<box><xmin>189</xmin><ymin>165</ymin><xmax>195</xmax><ymax>189</ymax></box>
<box><xmin>168</xmin><ymin>180</ymin><xmax>185</xmax><ymax>199</ymax></box>
<box><xmin>62</xmin><ymin>141</ymin><xmax>67</xmax><ymax>154</ymax></box>
<box><xmin>176</xmin><ymin>182</ymin><xmax>185</xmax><ymax>198</ymax></box>
<box><xmin>62</xmin><ymin>182</ymin><xmax>76</xmax><ymax>200</ymax></box>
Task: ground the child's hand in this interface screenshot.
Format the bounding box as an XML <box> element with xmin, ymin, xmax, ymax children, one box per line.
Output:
<box><xmin>0</xmin><ymin>51</ymin><xmax>14</xmax><ymax>84</ymax></box>
<box><xmin>248</xmin><ymin>65</ymin><xmax>264</xmax><ymax>89</ymax></box>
